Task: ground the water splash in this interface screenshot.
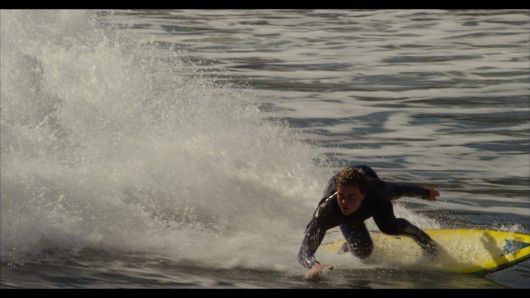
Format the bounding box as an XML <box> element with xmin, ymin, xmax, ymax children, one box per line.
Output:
<box><xmin>0</xmin><ymin>10</ymin><xmax>439</xmax><ymax>272</ymax></box>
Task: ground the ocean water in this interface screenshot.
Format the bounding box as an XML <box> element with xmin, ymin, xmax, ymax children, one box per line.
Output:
<box><xmin>1</xmin><ymin>9</ymin><xmax>529</xmax><ymax>288</ymax></box>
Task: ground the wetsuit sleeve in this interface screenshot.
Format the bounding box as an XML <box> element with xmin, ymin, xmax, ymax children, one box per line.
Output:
<box><xmin>297</xmin><ymin>218</ymin><xmax>326</xmax><ymax>269</ymax></box>
<box><xmin>297</xmin><ymin>174</ymin><xmax>339</xmax><ymax>269</ymax></box>
<box><xmin>384</xmin><ymin>181</ymin><xmax>430</xmax><ymax>200</ymax></box>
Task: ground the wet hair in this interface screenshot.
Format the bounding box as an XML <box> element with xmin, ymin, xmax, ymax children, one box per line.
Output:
<box><xmin>335</xmin><ymin>167</ymin><xmax>368</xmax><ymax>194</ymax></box>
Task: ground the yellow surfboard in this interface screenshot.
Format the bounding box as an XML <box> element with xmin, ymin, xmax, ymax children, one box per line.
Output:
<box><xmin>321</xmin><ymin>229</ymin><xmax>530</xmax><ymax>274</ymax></box>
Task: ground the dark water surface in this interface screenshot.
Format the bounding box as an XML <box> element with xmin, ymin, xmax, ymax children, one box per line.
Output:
<box><xmin>1</xmin><ymin>10</ymin><xmax>529</xmax><ymax>288</ymax></box>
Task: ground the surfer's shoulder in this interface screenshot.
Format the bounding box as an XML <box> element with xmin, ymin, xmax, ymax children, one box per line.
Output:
<box><xmin>313</xmin><ymin>192</ymin><xmax>337</xmax><ymax>218</ymax></box>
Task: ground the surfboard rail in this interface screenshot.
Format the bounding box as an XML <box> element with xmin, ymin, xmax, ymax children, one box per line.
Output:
<box><xmin>321</xmin><ymin>228</ymin><xmax>530</xmax><ymax>274</ymax></box>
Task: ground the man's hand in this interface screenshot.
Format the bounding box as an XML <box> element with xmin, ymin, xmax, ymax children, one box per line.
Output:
<box><xmin>304</xmin><ymin>262</ymin><xmax>334</xmax><ymax>281</ymax></box>
<box><xmin>426</xmin><ymin>187</ymin><xmax>440</xmax><ymax>201</ymax></box>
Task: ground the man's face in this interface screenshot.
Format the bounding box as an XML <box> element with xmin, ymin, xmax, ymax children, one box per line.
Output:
<box><xmin>336</xmin><ymin>184</ymin><xmax>365</xmax><ymax>215</ymax></box>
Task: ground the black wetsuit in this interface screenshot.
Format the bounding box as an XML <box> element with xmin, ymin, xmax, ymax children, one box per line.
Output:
<box><xmin>297</xmin><ymin>165</ymin><xmax>436</xmax><ymax>269</ymax></box>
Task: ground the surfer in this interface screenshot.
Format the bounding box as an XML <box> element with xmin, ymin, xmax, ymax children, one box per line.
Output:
<box><xmin>298</xmin><ymin>165</ymin><xmax>440</xmax><ymax>280</ymax></box>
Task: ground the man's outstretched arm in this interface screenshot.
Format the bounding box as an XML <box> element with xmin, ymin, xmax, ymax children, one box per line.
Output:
<box><xmin>297</xmin><ymin>219</ymin><xmax>326</xmax><ymax>269</ymax></box>
<box><xmin>297</xmin><ymin>219</ymin><xmax>334</xmax><ymax>280</ymax></box>
<box><xmin>384</xmin><ymin>181</ymin><xmax>439</xmax><ymax>201</ymax></box>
